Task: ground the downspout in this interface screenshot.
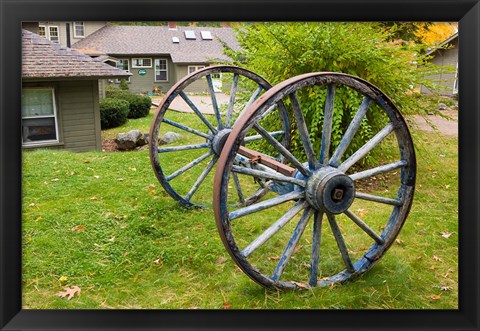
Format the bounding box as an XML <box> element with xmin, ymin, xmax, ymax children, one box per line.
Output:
<box><xmin>66</xmin><ymin>23</ymin><xmax>71</xmax><ymax>48</ymax></box>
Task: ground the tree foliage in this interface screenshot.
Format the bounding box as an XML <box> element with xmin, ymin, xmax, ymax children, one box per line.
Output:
<box><xmin>223</xmin><ymin>22</ymin><xmax>447</xmax><ymax>164</ymax></box>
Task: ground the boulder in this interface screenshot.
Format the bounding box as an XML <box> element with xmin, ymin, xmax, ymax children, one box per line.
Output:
<box><xmin>436</xmin><ymin>103</ymin><xmax>449</xmax><ymax>111</ymax></box>
<box><xmin>159</xmin><ymin>132</ymin><xmax>181</xmax><ymax>145</ymax></box>
<box><xmin>115</xmin><ymin>130</ymin><xmax>147</xmax><ymax>151</ymax></box>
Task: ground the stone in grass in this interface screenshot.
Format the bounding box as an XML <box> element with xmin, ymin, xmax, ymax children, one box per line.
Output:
<box><xmin>159</xmin><ymin>132</ymin><xmax>181</xmax><ymax>145</ymax></box>
<box><xmin>116</xmin><ymin>130</ymin><xmax>149</xmax><ymax>151</ymax></box>
<box><xmin>436</xmin><ymin>103</ymin><xmax>449</xmax><ymax>111</ymax></box>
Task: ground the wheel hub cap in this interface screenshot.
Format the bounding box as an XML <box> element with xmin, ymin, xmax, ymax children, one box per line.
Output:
<box><xmin>211</xmin><ymin>129</ymin><xmax>232</xmax><ymax>155</ymax></box>
<box><xmin>305</xmin><ymin>166</ymin><xmax>355</xmax><ymax>214</ymax></box>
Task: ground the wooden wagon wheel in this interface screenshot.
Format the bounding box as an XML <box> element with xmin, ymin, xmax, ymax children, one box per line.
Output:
<box><xmin>149</xmin><ymin>65</ymin><xmax>290</xmax><ymax>208</ymax></box>
<box><xmin>214</xmin><ymin>72</ymin><xmax>416</xmax><ymax>289</ymax></box>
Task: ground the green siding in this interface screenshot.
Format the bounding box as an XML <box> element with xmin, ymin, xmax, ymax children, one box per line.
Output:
<box><xmin>421</xmin><ymin>39</ymin><xmax>458</xmax><ymax>96</ymax></box>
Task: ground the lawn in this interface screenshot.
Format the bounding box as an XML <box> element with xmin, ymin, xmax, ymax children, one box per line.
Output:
<box><xmin>22</xmin><ymin>109</ymin><xmax>458</xmax><ymax>309</ymax></box>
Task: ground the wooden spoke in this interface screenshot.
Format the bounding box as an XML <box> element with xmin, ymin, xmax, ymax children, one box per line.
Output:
<box><xmin>326</xmin><ymin>213</ymin><xmax>355</xmax><ymax>273</ymax></box>
<box><xmin>229</xmin><ymin>191</ymin><xmax>305</xmax><ymax>221</ymax></box>
<box><xmin>338</xmin><ymin>123</ymin><xmax>394</xmax><ymax>172</ymax></box>
<box><xmin>253</xmin><ymin>123</ymin><xmax>311</xmax><ymax>177</ymax></box>
<box><xmin>241</xmin><ymin>201</ymin><xmax>308</xmax><ymax>257</ymax></box>
<box><xmin>344</xmin><ymin>210</ymin><xmax>384</xmax><ymax>245</ymax></box>
<box><xmin>184</xmin><ymin>155</ymin><xmax>218</xmax><ymax>201</ymax></box>
<box><xmin>233</xmin><ymin>85</ymin><xmax>264</xmax><ymax>127</ymax></box>
<box><xmin>289</xmin><ymin>92</ymin><xmax>319</xmax><ymax>170</ymax></box>
<box><xmin>272</xmin><ymin>207</ymin><xmax>314</xmax><ymax>281</ymax></box>
<box><xmin>179</xmin><ymin>91</ymin><xmax>217</xmax><ymax>133</ymax></box>
<box><xmin>355</xmin><ymin>192</ymin><xmax>403</xmax><ymax>207</ymax></box>
<box><xmin>349</xmin><ymin>160</ymin><xmax>407</xmax><ymax>181</ymax></box>
<box><xmin>162</xmin><ymin>118</ymin><xmax>211</xmax><ymax>139</ymax></box>
<box><xmin>206</xmin><ymin>74</ymin><xmax>223</xmax><ymax>130</ymax></box>
<box><xmin>329</xmin><ymin>97</ymin><xmax>372</xmax><ymax>167</ymax></box>
<box><xmin>166</xmin><ymin>151</ymin><xmax>213</xmax><ymax>181</ymax></box>
<box><xmin>231</xmin><ymin>165</ymin><xmax>306</xmax><ymax>187</ymax></box>
<box><xmin>231</xmin><ymin>172</ymin><xmax>245</xmax><ymax>205</ymax></box>
<box><xmin>309</xmin><ymin>211</ymin><xmax>324</xmax><ymax>287</ymax></box>
<box><xmin>319</xmin><ymin>84</ymin><xmax>335</xmax><ymax>165</ymax></box>
<box><xmin>243</xmin><ymin>130</ymin><xmax>284</xmax><ymax>143</ymax></box>
<box><xmin>225</xmin><ymin>73</ymin><xmax>239</xmax><ymax>128</ymax></box>
<box><xmin>157</xmin><ymin>142</ymin><xmax>209</xmax><ymax>153</ymax></box>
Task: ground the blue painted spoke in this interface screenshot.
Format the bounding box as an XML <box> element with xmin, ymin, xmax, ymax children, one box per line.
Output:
<box><xmin>179</xmin><ymin>91</ymin><xmax>217</xmax><ymax>133</ymax></box>
<box><xmin>231</xmin><ymin>172</ymin><xmax>245</xmax><ymax>205</ymax></box>
<box><xmin>162</xmin><ymin>117</ymin><xmax>211</xmax><ymax>139</ymax></box>
<box><xmin>289</xmin><ymin>92</ymin><xmax>319</xmax><ymax>170</ymax></box>
<box><xmin>233</xmin><ymin>85</ymin><xmax>263</xmax><ymax>127</ymax></box>
<box><xmin>206</xmin><ymin>74</ymin><xmax>223</xmax><ymax>129</ymax></box>
<box><xmin>229</xmin><ymin>191</ymin><xmax>305</xmax><ymax>221</ymax></box>
<box><xmin>338</xmin><ymin>123</ymin><xmax>394</xmax><ymax>172</ymax></box>
<box><xmin>326</xmin><ymin>213</ymin><xmax>355</xmax><ymax>273</ymax></box>
<box><xmin>241</xmin><ymin>201</ymin><xmax>307</xmax><ymax>258</ymax></box>
<box><xmin>232</xmin><ymin>165</ymin><xmax>306</xmax><ymax>187</ymax></box>
<box><xmin>349</xmin><ymin>160</ymin><xmax>407</xmax><ymax>181</ymax></box>
<box><xmin>254</xmin><ymin>123</ymin><xmax>311</xmax><ymax>177</ymax></box>
<box><xmin>272</xmin><ymin>207</ymin><xmax>314</xmax><ymax>281</ymax></box>
<box><xmin>355</xmin><ymin>191</ymin><xmax>403</xmax><ymax>207</ymax></box>
<box><xmin>184</xmin><ymin>155</ymin><xmax>218</xmax><ymax>201</ymax></box>
<box><xmin>319</xmin><ymin>84</ymin><xmax>335</xmax><ymax>165</ymax></box>
<box><xmin>329</xmin><ymin>96</ymin><xmax>372</xmax><ymax>167</ymax></box>
<box><xmin>344</xmin><ymin>210</ymin><xmax>384</xmax><ymax>245</ymax></box>
<box><xmin>166</xmin><ymin>151</ymin><xmax>213</xmax><ymax>181</ymax></box>
<box><xmin>309</xmin><ymin>211</ymin><xmax>324</xmax><ymax>287</ymax></box>
<box><xmin>157</xmin><ymin>143</ymin><xmax>209</xmax><ymax>153</ymax></box>
<box><xmin>225</xmin><ymin>73</ymin><xmax>239</xmax><ymax>128</ymax></box>
<box><xmin>243</xmin><ymin>130</ymin><xmax>284</xmax><ymax>142</ymax></box>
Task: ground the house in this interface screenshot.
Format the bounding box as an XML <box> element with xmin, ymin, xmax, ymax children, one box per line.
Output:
<box><xmin>22</xmin><ymin>29</ymin><xmax>131</xmax><ymax>152</ymax></box>
<box><xmin>71</xmin><ymin>23</ymin><xmax>239</xmax><ymax>94</ymax></box>
<box><xmin>37</xmin><ymin>21</ymin><xmax>107</xmax><ymax>47</ymax></box>
<box><xmin>421</xmin><ymin>33</ymin><xmax>458</xmax><ymax>96</ymax></box>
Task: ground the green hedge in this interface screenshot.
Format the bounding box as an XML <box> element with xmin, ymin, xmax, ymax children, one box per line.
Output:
<box><xmin>99</xmin><ymin>98</ymin><xmax>129</xmax><ymax>129</ymax></box>
<box><xmin>105</xmin><ymin>86</ymin><xmax>151</xmax><ymax>119</ymax></box>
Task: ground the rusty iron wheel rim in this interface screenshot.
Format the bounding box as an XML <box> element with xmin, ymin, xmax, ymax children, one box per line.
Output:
<box><xmin>214</xmin><ymin>72</ymin><xmax>416</xmax><ymax>290</ymax></box>
<box><xmin>149</xmin><ymin>65</ymin><xmax>290</xmax><ymax>208</ymax></box>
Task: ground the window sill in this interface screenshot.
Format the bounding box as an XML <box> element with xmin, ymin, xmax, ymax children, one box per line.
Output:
<box><xmin>22</xmin><ymin>141</ymin><xmax>64</xmax><ymax>149</ymax></box>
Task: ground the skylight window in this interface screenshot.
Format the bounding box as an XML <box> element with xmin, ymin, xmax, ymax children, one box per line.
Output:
<box><xmin>200</xmin><ymin>31</ymin><xmax>213</xmax><ymax>40</ymax></box>
<box><xmin>172</xmin><ymin>37</ymin><xmax>180</xmax><ymax>43</ymax></box>
<box><xmin>184</xmin><ymin>30</ymin><xmax>196</xmax><ymax>40</ymax></box>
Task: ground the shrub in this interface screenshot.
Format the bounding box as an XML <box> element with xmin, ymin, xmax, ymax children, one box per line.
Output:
<box><xmin>119</xmin><ymin>79</ymin><xmax>129</xmax><ymax>90</ymax></box>
<box><xmin>105</xmin><ymin>86</ymin><xmax>151</xmax><ymax>119</ymax></box>
<box><xmin>99</xmin><ymin>98</ymin><xmax>129</xmax><ymax>129</ymax></box>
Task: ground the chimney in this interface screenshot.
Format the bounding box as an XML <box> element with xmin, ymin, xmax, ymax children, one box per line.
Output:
<box><xmin>168</xmin><ymin>22</ymin><xmax>177</xmax><ymax>30</ymax></box>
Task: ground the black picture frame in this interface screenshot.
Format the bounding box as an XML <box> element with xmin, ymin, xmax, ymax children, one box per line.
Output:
<box><xmin>1</xmin><ymin>0</ymin><xmax>478</xmax><ymax>330</ymax></box>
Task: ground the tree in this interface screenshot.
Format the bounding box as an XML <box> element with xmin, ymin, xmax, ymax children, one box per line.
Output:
<box><xmin>223</xmin><ymin>22</ymin><xmax>446</xmax><ymax>164</ymax></box>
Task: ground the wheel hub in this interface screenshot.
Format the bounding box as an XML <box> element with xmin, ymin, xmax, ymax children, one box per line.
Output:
<box><xmin>305</xmin><ymin>166</ymin><xmax>355</xmax><ymax>214</ymax></box>
<box><xmin>211</xmin><ymin>129</ymin><xmax>232</xmax><ymax>155</ymax></box>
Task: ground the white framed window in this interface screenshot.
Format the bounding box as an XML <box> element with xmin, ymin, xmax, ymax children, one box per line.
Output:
<box><xmin>188</xmin><ymin>65</ymin><xmax>206</xmax><ymax>75</ymax></box>
<box><xmin>73</xmin><ymin>22</ymin><xmax>85</xmax><ymax>38</ymax></box>
<box><xmin>48</xmin><ymin>26</ymin><xmax>59</xmax><ymax>43</ymax></box>
<box><xmin>22</xmin><ymin>88</ymin><xmax>59</xmax><ymax>145</ymax></box>
<box><xmin>131</xmin><ymin>58</ymin><xmax>152</xmax><ymax>68</ymax></box>
<box><xmin>116</xmin><ymin>59</ymin><xmax>130</xmax><ymax>83</ymax></box>
<box><xmin>155</xmin><ymin>59</ymin><xmax>168</xmax><ymax>82</ymax></box>
<box><xmin>38</xmin><ymin>25</ymin><xmax>59</xmax><ymax>43</ymax></box>
<box><xmin>453</xmin><ymin>62</ymin><xmax>458</xmax><ymax>95</ymax></box>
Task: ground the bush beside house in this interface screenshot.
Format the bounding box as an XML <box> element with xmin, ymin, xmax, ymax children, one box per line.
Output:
<box><xmin>100</xmin><ymin>98</ymin><xmax>130</xmax><ymax>129</ymax></box>
<box><xmin>105</xmin><ymin>86</ymin><xmax>152</xmax><ymax>120</ymax></box>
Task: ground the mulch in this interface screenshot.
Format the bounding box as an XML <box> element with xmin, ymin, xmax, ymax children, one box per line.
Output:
<box><xmin>102</xmin><ymin>139</ymin><xmax>120</xmax><ymax>152</ymax></box>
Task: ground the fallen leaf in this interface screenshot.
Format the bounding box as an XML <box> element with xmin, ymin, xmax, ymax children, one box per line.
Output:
<box><xmin>433</xmin><ymin>256</ymin><xmax>444</xmax><ymax>262</ymax></box>
<box><xmin>440</xmin><ymin>286</ymin><xmax>451</xmax><ymax>291</ymax></box>
<box><xmin>117</xmin><ymin>178</ymin><xmax>125</xmax><ymax>181</ymax></box>
<box><xmin>153</xmin><ymin>258</ymin><xmax>163</xmax><ymax>265</ymax></box>
<box><xmin>56</xmin><ymin>286</ymin><xmax>81</xmax><ymax>300</ymax></box>
<box><xmin>293</xmin><ymin>245</ymin><xmax>303</xmax><ymax>254</ymax></box>
<box><xmin>445</xmin><ymin>184</ymin><xmax>450</xmax><ymax>189</ymax></box>
<box><xmin>83</xmin><ymin>159</ymin><xmax>91</xmax><ymax>163</ymax></box>
<box><xmin>268</xmin><ymin>256</ymin><xmax>280</xmax><ymax>261</ymax></box>
<box><xmin>90</xmin><ymin>196</ymin><xmax>98</xmax><ymax>201</ymax></box>
<box><xmin>129</xmin><ymin>167</ymin><xmax>137</xmax><ymax>172</ymax></box>
<box><xmin>94</xmin><ymin>175</ymin><xmax>100</xmax><ymax>179</ymax></box>
<box><xmin>396</xmin><ymin>239</ymin><xmax>404</xmax><ymax>245</ymax></box>
<box><xmin>51</xmin><ymin>178</ymin><xmax>60</xmax><ymax>182</ymax></box>
<box><xmin>440</xmin><ymin>232</ymin><xmax>452</xmax><ymax>239</ymax></box>
<box><xmin>428</xmin><ymin>294</ymin><xmax>441</xmax><ymax>300</ymax></box>
<box><xmin>35</xmin><ymin>216</ymin><xmax>44</xmax><ymax>222</ymax></box>
<box><xmin>59</xmin><ymin>276</ymin><xmax>68</xmax><ymax>282</ymax></box>
<box><xmin>222</xmin><ymin>302</ymin><xmax>232</xmax><ymax>309</ymax></box>
<box><xmin>216</xmin><ymin>257</ymin><xmax>228</xmax><ymax>264</ymax></box>
<box><xmin>29</xmin><ymin>203</ymin><xmax>36</xmax><ymax>207</ymax></box>
<box><xmin>429</xmin><ymin>265</ymin><xmax>436</xmax><ymax>270</ymax></box>
<box><xmin>292</xmin><ymin>281</ymin><xmax>310</xmax><ymax>289</ymax></box>
<box><xmin>71</xmin><ymin>225</ymin><xmax>85</xmax><ymax>232</ymax></box>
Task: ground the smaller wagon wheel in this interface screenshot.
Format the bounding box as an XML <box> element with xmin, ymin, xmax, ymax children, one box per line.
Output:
<box><xmin>149</xmin><ymin>65</ymin><xmax>290</xmax><ymax>208</ymax></box>
<box><xmin>214</xmin><ymin>72</ymin><xmax>416</xmax><ymax>289</ymax></box>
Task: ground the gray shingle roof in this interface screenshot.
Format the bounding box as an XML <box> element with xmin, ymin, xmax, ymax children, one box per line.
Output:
<box><xmin>71</xmin><ymin>25</ymin><xmax>239</xmax><ymax>63</ymax></box>
<box><xmin>22</xmin><ymin>29</ymin><xmax>131</xmax><ymax>79</ymax></box>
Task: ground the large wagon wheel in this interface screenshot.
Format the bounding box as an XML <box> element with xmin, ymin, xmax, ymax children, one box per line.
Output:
<box><xmin>149</xmin><ymin>65</ymin><xmax>290</xmax><ymax>208</ymax></box>
<box><xmin>214</xmin><ymin>72</ymin><xmax>416</xmax><ymax>289</ymax></box>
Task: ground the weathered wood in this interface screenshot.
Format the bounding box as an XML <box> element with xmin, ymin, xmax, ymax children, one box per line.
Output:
<box><xmin>319</xmin><ymin>84</ymin><xmax>335</xmax><ymax>165</ymax></box>
<box><xmin>206</xmin><ymin>74</ymin><xmax>223</xmax><ymax>129</ymax></box>
<box><xmin>162</xmin><ymin>117</ymin><xmax>211</xmax><ymax>139</ymax></box>
<box><xmin>241</xmin><ymin>201</ymin><xmax>307</xmax><ymax>257</ymax></box>
<box><xmin>184</xmin><ymin>155</ymin><xmax>218</xmax><ymax>201</ymax></box>
<box><xmin>231</xmin><ymin>164</ymin><xmax>305</xmax><ymax>187</ymax></box>
<box><xmin>329</xmin><ymin>96</ymin><xmax>372</xmax><ymax>167</ymax></box>
<box><xmin>166</xmin><ymin>151</ymin><xmax>212</xmax><ymax>181</ymax></box>
<box><xmin>338</xmin><ymin>123</ymin><xmax>394</xmax><ymax>172</ymax></box>
<box><xmin>326</xmin><ymin>213</ymin><xmax>355</xmax><ymax>273</ymax></box>
<box><xmin>272</xmin><ymin>207</ymin><xmax>314</xmax><ymax>281</ymax></box>
<box><xmin>231</xmin><ymin>172</ymin><xmax>245</xmax><ymax>205</ymax></box>
<box><xmin>157</xmin><ymin>142</ymin><xmax>209</xmax><ymax>153</ymax></box>
<box><xmin>344</xmin><ymin>209</ymin><xmax>384</xmax><ymax>244</ymax></box>
<box><xmin>229</xmin><ymin>190</ymin><xmax>304</xmax><ymax>220</ymax></box>
<box><xmin>238</xmin><ymin>145</ymin><xmax>297</xmax><ymax>177</ymax></box>
<box><xmin>233</xmin><ymin>86</ymin><xmax>264</xmax><ymax>127</ymax></box>
<box><xmin>349</xmin><ymin>160</ymin><xmax>407</xmax><ymax>181</ymax></box>
<box><xmin>355</xmin><ymin>191</ymin><xmax>403</xmax><ymax>207</ymax></box>
<box><xmin>243</xmin><ymin>130</ymin><xmax>284</xmax><ymax>142</ymax></box>
<box><xmin>309</xmin><ymin>211</ymin><xmax>323</xmax><ymax>287</ymax></box>
<box><xmin>179</xmin><ymin>90</ymin><xmax>217</xmax><ymax>133</ymax></box>
<box><xmin>225</xmin><ymin>73</ymin><xmax>239</xmax><ymax>128</ymax></box>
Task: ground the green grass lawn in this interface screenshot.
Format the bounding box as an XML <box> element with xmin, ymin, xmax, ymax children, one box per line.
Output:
<box><xmin>22</xmin><ymin>110</ymin><xmax>458</xmax><ymax>309</ymax></box>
